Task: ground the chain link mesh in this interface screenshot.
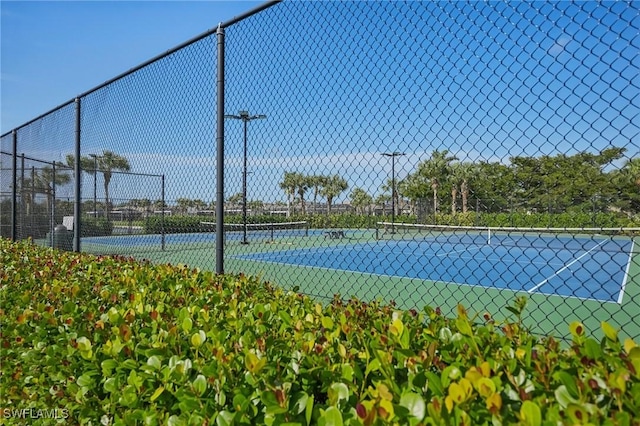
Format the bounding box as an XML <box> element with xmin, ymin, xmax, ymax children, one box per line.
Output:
<box><xmin>1</xmin><ymin>1</ymin><xmax>638</xmax><ymax>341</ymax></box>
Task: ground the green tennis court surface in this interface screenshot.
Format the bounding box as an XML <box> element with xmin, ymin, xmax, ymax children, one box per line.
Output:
<box><xmin>79</xmin><ymin>224</ymin><xmax>639</xmax><ymax>341</ymax></box>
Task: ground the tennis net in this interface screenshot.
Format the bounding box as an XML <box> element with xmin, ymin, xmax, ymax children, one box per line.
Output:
<box><xmin>375</xmin><ymin>222</ymin><xmax>639</xmax><ymax>252</ymax></box>
<box><xmin>200</xmin><ymin>221</ymin><xmax>309</xmax><ymax>242</ymax></box>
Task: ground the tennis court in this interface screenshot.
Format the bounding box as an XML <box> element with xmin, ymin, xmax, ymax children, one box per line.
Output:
<box><xmin>235</xmin><ymin>223</ymin><xmax>636</xmax><ymax>304</ymax></box>
<box><xmin>76</xmin><ymin>221</ymin><xmax>639</xmax><ymax>340</ymax></box>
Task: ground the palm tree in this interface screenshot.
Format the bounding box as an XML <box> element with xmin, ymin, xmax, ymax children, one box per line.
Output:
<box><xmin>293</xmin><ymin>172</ymin><xmax>309</xmax><ymax>215</ymax></box>
<box><xmin>279</xmin><ymin>172</ymin><xmax>298</xmax><ymax>216</ymax></box>
<box><xmin>380</xmin><ymin>178</ymin><xmax>402</xmax><ymax>216</ymax></box>
<box><xmin>374</xmin><ymin>194</ymin><xmax>391</xmax><ymax>215</ymax></box>
<box><xmin>36</xmin><ymin>164</ymin><xmax>72</xmax><ymax>217</ymax></box>
<box><xmin>418</xmin><ymin>150</ymin><xmax>458</xmax><ymax>214</ymax></box>
<box><xmin>176</xmin><ymin>197</ymin><xmax>194</xmax><ymax>214</ymax></box>
<box><xmin>320</xmin><ymin>174</ymin><xmax>348</xmax><ymax>213</ymax></box>
<box><xmin>350</xmin><ymin>187</ymin><xmax>373</xmax><ymax>214</ymax></box>
<box><xmin>449</xmin><ymin>162</ymin><xmax>476</xmax><ymax>214</ymax></box>
<box><xmin>397</xmin><ymin>172</ymin><xmax>430</xmax><ymax>216</ymax></box>
<box><xmin>69</xmin><ymin>151</ymin><xmax>131</xmax><ymax>218</ymax></box>
<box><xmin>309</xmin><ymin>175</ymin><xmax>327</xmax><ymax>214</ymax></box>
<box><xmin>97</xmin><ymin>151</ymin><xmax>130</xmax><ymax>217</ymax></box>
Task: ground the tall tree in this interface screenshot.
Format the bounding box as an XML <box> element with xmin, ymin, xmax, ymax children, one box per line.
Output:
<box><xmin>279</xmin><ymin>172</ymin><xmax>298</xmax><ymax>216</ymax></box>
<box><xmin>293</xmin><ymin>172</ymin><xmax>309</xmax><ymax>215</ymax></box>
<box><xmin>35</xmin><ymin>164</ymin><xmax>72</xmax><ymax>217</ymax></box>
<box><xmin>449</xmin><ymin>162</ymin><xmax>476</xmax><ymax>214</ymax></box>
<box><xmin>397</xmin><ymin>173</ymin><xmax>430</xmax><ymax>216</ymax></box>
<box><xmin>320</xmin><ymin>174</ymin><xmax>348</xmax><ymax>213</ymax></box>
<box><xmin>350</xmin><ymin>187</ymin><xmax>373</xmax><ymax>214</ymax></box>
<box><xmin>97</xmin><ymin>151</ymin><xmax>131</xmax><ymax>217</ymax></box>
<box><xmin>417</xmin><ymin>150</ymin><xmax>458</xmax><ymax>214</ymax></box>
<box><xmin>68</xmin><ymin>151</ymin><xmax>131</xmax><ymax>218</ymax></box>
<box><xmin>309</xmin><ymin>175</ymin><xmax>327</xmax><ymax>214</ymax></box>
<box><xmin>374</xmin><ymin>193</ymin><xmax>391</xmax><ymax>215</ymax></box>
<box><xmin>381</xmin><ymin>178</ymin><xmax>404</xmax><ymax>216</ymax></box>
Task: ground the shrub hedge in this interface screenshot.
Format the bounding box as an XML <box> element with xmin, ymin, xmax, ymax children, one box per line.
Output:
<box><xmin>1</xmin><ymin>238</ymin><xmax>638</xmax><ymax>425</ymax></box>
<box><xmin>141</xmin><ymin>211</ymin><xmax>636</xmax><ymax>236</ymax></box>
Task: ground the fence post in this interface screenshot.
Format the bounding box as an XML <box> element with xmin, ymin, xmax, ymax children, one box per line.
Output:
<box><xmin>216</xmin><ymin>23</ymin><xmax>225</xmax><ymax>274</ymax></box>
<box><xmin>51</xmin><ymin>161</ymin><xmax>56</xmax><ymax>248</ymax></box>
<box><xmin>161</xmin><ymin>174</ymin><xmax>166</xmax><ymax>251</ymax></box>
<box><xmin>11</xmin><ymin>130</ymin><xmax>17</xmax><ymax>241</ymax></box>
<box><xmin>73</xmin><ymin>97</ymin><xmax>82</xmax><ymax>252</ymax></box>
<box><xmin>20</xmin><ymin>154</ymin><xmax>25</xmax><ymax>239</ymax></box>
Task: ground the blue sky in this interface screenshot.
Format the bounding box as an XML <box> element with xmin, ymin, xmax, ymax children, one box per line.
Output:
<box><xmin>1</xmin><ymin>1</ymin><xmax>638</xmax><ymax>206</ymax></box>
<box><xmin>1</xmin><ymin>0</ymin><xmax>262</xmax><ymax>132</ymax></box>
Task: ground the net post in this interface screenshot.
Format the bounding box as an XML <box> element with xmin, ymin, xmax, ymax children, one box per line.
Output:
<box><xmin>375</xmin><ymin>222</ymin><xmax>379</xmax><ymax>240</ymax></box>
<box><xmin>271</xmin><ymin>222</ymin><xmax>275</xmax><ymax>242</ymax></box>
<box><xmin>305</xmin><ymin>221</ymin><xmax>308</xmax><ymax>237</ymax></box>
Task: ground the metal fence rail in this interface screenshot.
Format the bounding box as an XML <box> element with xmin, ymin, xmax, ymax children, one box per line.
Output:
<box><xmin>1</xmin><ymin>0</ymin><xmax>638</xmax><ymax>341</ymax></box>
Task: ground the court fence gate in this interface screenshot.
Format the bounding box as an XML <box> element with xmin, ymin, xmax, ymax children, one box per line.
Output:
<box><xmin>1</xmin><ymin>0</ymin><xmax>639</xmax><ymax>342</ymax></box>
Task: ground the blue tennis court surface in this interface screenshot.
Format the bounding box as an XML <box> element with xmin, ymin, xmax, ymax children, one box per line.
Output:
<box><xmin>237</xmin><ymin>236</ymin><xmax>635</xmax><ymax>303</ymax></box>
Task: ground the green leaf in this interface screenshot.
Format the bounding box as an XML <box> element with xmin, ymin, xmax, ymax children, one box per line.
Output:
<box><xmin>168</xmin><ymin>415</ymin><xmax>187</xmax><ymax>426</ymax></box>
<box><xmin>181</xmin><ymin>316</ymin><xmax>193</xmax><ymax>333</ymax></box>
<box><xmin>147</xmin><ymin>355</ymin><xmax>162</xmax><ymax>371</ymax></box>
<box><xmin>328</xmin><ymin>383</ymin><xmax>350</xmax><ymax>406</ymax></box>
<box><xmin>150</xmin><ymin>386</ymin><xmax>165</xmax><ymax>402</ymax></box>
<box><xmin>215</xmin><ymin>411</ymin><xmax>234</xmax><ymax>426</ymax></box>
<box><xmin>292</xmin><ymin>392</ymin><xmax>309</xmax><ymax>415</ymax></box>
<box><xmin>400</xmin><ymin>392</ymin><xmax>426</xmax><ymax>420</ymax></box>
<box><xmin>319</xmin><ymin>406</ymin><xmax>343</xmax><ymax>426</ymax></box>
<box><xmin>554</xmin><ymin>385</ymin><xmax>579</xmax><ymax>409</ymax></box>
<box><xmin>178</xmin><ymin>395</ymin><xmax>201</xmax><ymax>413</ymax></box>
<box><xmin>77</xmin><ymin>372</ymin><xmax>96</xmax><ymax>389</ymax></box>
<box><xmin>365</xmin><ymin>358</ymin><xmax>380</xmax><ymax>376</ymax></box>
<box><xmin>279</xmin><ymin>310</ymin><xmax>292</xmax><ymax>326</ymax></box>
<box><xmin>341</xmin><ymin>364</ymin><xmax>354</xmax><ymax>381</ymax></box>
<box><xmin>103</xmin><ymin>377</ymin><xmax>118</xmax><ymax>393</ymax></box>
<box><xmin>455</xmin><ymin>317</ymin><xmax>473</xmax><ymax>337</ymax></box>
<box><xmin>101</xmin><ymin>359</ymin><xmax>118</xmax><ymax>376</ymax></box>
<box><xmin>426</xmin><ymin>372</ymin><xmax>444</xmax><ymax>396</ymax></box>
<box><xmin>321</xmin><ymin>316</ymin><xmax>334</xmax><ymax>330</ymax></box>
<box><xmin>76</xmin><ymin>336</ymin><xmax>92</xmax><ymax>352</ymax></box>
<box><xmin>601</xmin><ymin>321</ymin><xmax>618</xmax><ymax>341</ymax></box>
<box><xmin>119</xmin><ymin>385</ymin><xmax>138</xmax><ymax>408</ymax></box>
<box><xmin>553</xmin><ymin>372</ymin><xmax>580</xmax><ymax>399</ymax></box>
<box><xmin>520</xmin><ymin>400</ymin><xmax>541</xmax><ymax>426</ymax></box>
<box><xmin>583</xmin><ymin>338</ymin><xmax>602</xmax><ymax>360</ymax></box>
<box><xmin>192</xmin><ymin>374</ymin><xmax>207</xmax><ymax>396</ymax></box>
<box><xmin>305</xmin><ymin>394</ymin><xmax>314</xmax><ymax>425</ymax></box>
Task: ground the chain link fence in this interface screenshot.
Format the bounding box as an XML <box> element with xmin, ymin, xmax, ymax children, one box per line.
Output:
<box><xmin>2</xmin><ymin>0</ymin><xmax>638</xmax><ymax>341</ymax></box>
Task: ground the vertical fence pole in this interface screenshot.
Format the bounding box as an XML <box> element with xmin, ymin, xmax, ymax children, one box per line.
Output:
<box><xmin>51</xmin><ymin>161</ymin><xmax>56</xmax><ymax>248</ymax></box>
<box><xmin>31</xmin><ymin>167</ymin><xmax>35</xmax><ymax>236</ymax></box>
<box><xmin>73</xmin><ymin>98</ymin><xmax>82</xmax><ymax>252</ymax></box>
<box><xmin>161</xmin><ymin>174</ymin><xmax>165</xmax><ymax>251</ymax></box>
<box><xmin>20</xmin><ymin>154</ymin><xmax>25</xmax><ymax>239</ymax></box>
<box><xmin>11</xmin><ymin>130</ymin><xmax>17</xmax><ymax>241</ymax></box>
<box><xmin>216</xmin><ymin>24</ymin><xmax>226</xmax><ymax>274</ymax></box>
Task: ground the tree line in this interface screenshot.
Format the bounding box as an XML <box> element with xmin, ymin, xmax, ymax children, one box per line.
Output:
<box><xmin>278</xmin><ymin>147</ymin><xmax>639</xmax><ymax>218</ymax></box>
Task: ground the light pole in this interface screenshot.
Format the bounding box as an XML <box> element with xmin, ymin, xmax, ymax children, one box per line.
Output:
<box><xmin>381</xmin><ymin>151</ymin><xmax>405</xmax><ymax>234</ymax></box>
<box><xmin>224</xmin><ymin>110</ymin><xmax>266</xmax><ymax>244</ymax></box>
<box><xmin>88</xmin><ymin>154</ymin><xmax>100</xmax><ymax>218</ymax></box>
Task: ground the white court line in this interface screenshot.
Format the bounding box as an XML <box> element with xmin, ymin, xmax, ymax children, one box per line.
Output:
<box><xmin>527</xmin><ymin>239</ymin><xmax>607</xmax><ymax>294</ymax></box>
<box><xmin>618</xmin><ymin>239</ymin><xmax>635</xmax><ymax>304</ymax></box>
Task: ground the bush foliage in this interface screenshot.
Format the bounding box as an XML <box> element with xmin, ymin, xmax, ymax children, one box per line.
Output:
<box><xmin>1</xmin><ymin>238</ymin><xmax>639</xmax><ymax>425</ymax></box>
<box><xmin>142</xmin><ymin>211</ymin><xmax>635</xmax><ymax>236</ymax></box>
